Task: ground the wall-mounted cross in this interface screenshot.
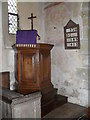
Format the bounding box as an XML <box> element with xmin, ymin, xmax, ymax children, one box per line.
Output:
<box><xmin>28</xmin><ymin>13</ymin><xmax>36</xmax><ymax>30</ymax></box>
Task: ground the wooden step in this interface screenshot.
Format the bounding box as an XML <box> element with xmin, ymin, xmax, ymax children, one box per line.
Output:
<box><xmin>41</xmin><ymin>88</ymin><xmax>57</xmax><ymax>105</ymax></box>
<box><xmin>41</xmin><ymin>94</ymin><xmax>68</xmax><ymax>117</ymax></box>
<box><xmin>54</xmin><ymin>95</ymin><xmax>68</xmax><ymax>108</ymax></box>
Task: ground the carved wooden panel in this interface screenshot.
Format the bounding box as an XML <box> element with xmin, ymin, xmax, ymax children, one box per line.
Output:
<box><xmin>21</xmin><ymin>52</ymin><xmax>37</xmax><ymax>85</ymax></box>
<box><xmin>43</xmin><ymin>53</ymin><xmax>50</xmax><ymax>81</ymax></box>
<box><xmin>22</xmin><ymin>55</ymin><xmax>35</xmax><ymax>81</ymax></box>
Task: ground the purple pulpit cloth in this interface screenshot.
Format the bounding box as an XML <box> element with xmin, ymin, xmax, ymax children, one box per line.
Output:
<box><xmin>16</xmin><ymin>30</ymin><xmax>37</xmax><ymax>44</ymax></box>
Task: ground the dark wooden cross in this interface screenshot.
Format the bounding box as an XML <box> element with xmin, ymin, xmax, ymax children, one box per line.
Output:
<box><xmin>28</xmin><ymin>13</ymin><xmax>36</xmax><ymax>30</ymax></box>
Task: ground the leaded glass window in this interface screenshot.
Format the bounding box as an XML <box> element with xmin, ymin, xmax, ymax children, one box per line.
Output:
<box><xmin>8</xmin><ymin>0</ymin><xmax>18</xmax><ymax>34</ymax></box>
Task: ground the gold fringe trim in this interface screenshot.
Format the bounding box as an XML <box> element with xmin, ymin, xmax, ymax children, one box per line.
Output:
<box><xmin>16</xmin><ymin>44</ymin><xmax>37</xmax><ymax>48</ymax></box>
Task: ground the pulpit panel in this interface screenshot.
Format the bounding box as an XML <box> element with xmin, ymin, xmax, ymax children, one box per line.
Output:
<box><xmin>42</xmin><ymin>52</ymin><xmax>50</xmax><ymax>81</ymax></box>
<box><xmin>40</xmin><ymin>50</ymin><xmax>52</xmax><ymax>94</ymax></box>
<box><xmin>21</xmin><ymin>54</ymin><xmax>36</xmax><ymax>83</ymax></box>
<box><xmin>16</xmin><ymin>50</ymin><xmax>40</xmax><ymax>94</ymax></box>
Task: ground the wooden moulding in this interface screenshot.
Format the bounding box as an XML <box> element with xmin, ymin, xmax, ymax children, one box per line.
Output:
<box><xmin>0</xmin><ymin>72</ymin><xmax>10</xmax><ymax>89</ymax></box>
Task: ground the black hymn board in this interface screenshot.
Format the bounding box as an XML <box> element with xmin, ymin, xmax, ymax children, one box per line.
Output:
<box><xmin>64</xmin><ymin>20</ymin><xmax>80</xmax><ymax>49</ymax></box>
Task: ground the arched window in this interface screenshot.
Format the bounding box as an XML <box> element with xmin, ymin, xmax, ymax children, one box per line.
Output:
<box><xmin>8</xmin><ymin>0</ymin><xmax>19</xmax><ymax>34</ymax></box>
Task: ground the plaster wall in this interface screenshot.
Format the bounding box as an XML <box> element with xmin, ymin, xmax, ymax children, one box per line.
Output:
<box><xmin>17</xmin><ymin>2</ymin><xmax>40</xmax><ymax>31</ymax></box>
<box><xmin>1</xmin><ymin>2</ymin><xmax>16</xmax><ymax>90</ymax></box>
<box><xmin>0</xmin><ymin>2</ymin><xmax>2</xmax><ymax>119</ymax></box>
<box><xmin>2</xmin><ymin>2</ymin><xmax>16</xmax><ymax>47</ymax></box>
<box><xmin>44</xmin><ymin>2</ymin><xmax>89</xmax><ymax>107</ymax></box>
<box><xmin>0</xmin><ymin>2</ymin><xmax>9</xmax><ymax>72</ymax></box>
<box><xmin>0</xmin><ymin>2</ymin><xmax>2</xmax><ymax>72</ymax></box>
<box><xmin>88</xmin><ymin>2</ymin><xmax>90</xmax><ymax>106</ymax></box>
<box><xmin>17</xmin><ymin>2</ymin><xmax>45</xmax><ymax>42</ymax></box>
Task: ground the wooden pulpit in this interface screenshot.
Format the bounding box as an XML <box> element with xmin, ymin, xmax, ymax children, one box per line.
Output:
<box><xmin>13</xmin><ymin>43</ymin><xmax>54</xmax><ymax>94</ymax></box>
<box><xmin>13</xmin><ymin>43</ymin><xmax>67</xmax><ymax>117</ymax></box>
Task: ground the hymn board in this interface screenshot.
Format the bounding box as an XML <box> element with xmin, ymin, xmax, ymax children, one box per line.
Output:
<box><xmin>64</xmin><ymin>19</ymin><xmax>80</xmax><ymax>49</ymax></box>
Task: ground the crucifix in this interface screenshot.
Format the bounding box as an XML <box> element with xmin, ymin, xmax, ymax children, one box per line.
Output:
<box><xmin>28</xmin><ymin>13</ymin><xmax>36</xmax><ymax>30</ymax></box>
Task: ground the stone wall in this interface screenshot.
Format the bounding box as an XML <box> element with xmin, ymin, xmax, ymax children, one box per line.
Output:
<box><xmin>11</xmin><ymin>92</ymin><xmax>41</xmax><ymax>118</ymax></box>
<box><xmin>44</xmin><ymin>2</ymin><xmax>89</xmax><ymax>107</ymax></box>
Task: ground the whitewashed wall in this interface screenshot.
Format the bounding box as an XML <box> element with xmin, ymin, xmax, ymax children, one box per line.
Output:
<box><xmin>88</xmin><ymin>1</ymin><xmax>90</xmax><ymax>107</ymax></box>
<box><xmin>0</xmin><ymin>2</ymin><xmax>2</xmax><ymax>119</ymax></box>
<box><xmin>44</xmin><ymin>2</ymin><xmax>89</xmax><ymax>107</ymax></box>
<box><xmin>0</xmin><ymin>1</ymin><xmax>2</xmax><ymax>72</ymax></box>
<box><xmin>1</xmin><ymin>2</ymin><xmax>15</xmax><ymax>90</ymax></box>
<box><xmin>17</xmin><ymin>2</ymin><xmax>45</xmax><ymax>42</ymax></box>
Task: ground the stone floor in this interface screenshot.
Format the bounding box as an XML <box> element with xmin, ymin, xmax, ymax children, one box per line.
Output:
<box><xmin>44</xmin><ymin>102</ymin><xmax>86</xmax><ymax>119</ymax></box>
